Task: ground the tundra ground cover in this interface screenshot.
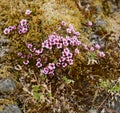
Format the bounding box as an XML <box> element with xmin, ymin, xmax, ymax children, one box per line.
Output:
<box><xmin>0</xmin><ymin>0</ymin><xmax>120</xmax><ymax>113</ymax></box>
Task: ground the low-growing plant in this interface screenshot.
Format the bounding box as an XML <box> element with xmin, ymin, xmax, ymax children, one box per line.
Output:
<box><xmin>99</xmin><ymin>79</ymin><xmax>120</xmax><ymax>93</ymax></box>
<box><xmin>3</xmin><ymin>10</ymin><xmax>105</xmax><ymax>78</ymax></box>
<box><xmin>16</xmin><ymin>21</ymin><xmax>105</xmax><ymax>78</ymax></box>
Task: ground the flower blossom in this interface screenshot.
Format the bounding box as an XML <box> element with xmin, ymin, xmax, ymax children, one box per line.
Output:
<box><xmin>25</xmin><ymin>10</ymin><xmax>32</xmax><ymax>15</ymax></box>
<box><xmin>23</xmin><ymin>60</ymin><xmax>29</xmax><ymax>65</ymax></box>
<box><xmin>99</xmin><ymin>51</ymin><xmax>105</xmax><ymax>57</ymax></box>
<box><xmin>88</xmin><ymin>21</ymin><xmax>93</xmax><ymax>26</ymax></box>
<box><xmin>95</xmin><ymin>44</ymin><xmax>100</xmax><ymax>50</ymax></box>
<box><xmin>3</xmin><ymin>28</ymin><xmax>10</xmax><ymax>35</ymax></box>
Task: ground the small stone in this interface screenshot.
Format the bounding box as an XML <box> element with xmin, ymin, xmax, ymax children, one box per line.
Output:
<box><xmin>0</xmin><ymin>104</ymin><xmax>22</xmax><ymax>113</ymax></box>
<box><xmin>96</xmin><ymin>19</ymin><xmax>106</xmax><ymax>28</ymax></box>
<box><xmin>88</xmin><ymin>109</ymin><xmax>98</xmax><ymax>113</ymax></box>
<box><xmin>0</xmin><ymin>78</ymin><xmax>16</xmax><ymax>93</ymax></box>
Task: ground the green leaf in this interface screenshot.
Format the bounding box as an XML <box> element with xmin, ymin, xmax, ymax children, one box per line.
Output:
<box><xmin>32</xmin><ymin>85</ymin><xmax>40</xmax><ymax>92</ymax></box>
<box><xmin>33</xmin><ymin>92</ymin><xmax>41</xmax><ymax>101</ymax></box>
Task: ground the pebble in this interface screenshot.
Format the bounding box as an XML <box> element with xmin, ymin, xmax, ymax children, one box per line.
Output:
<box><xmin>0</xmin><ymin>78</ymin><xmax>16</xmax><ymax>93</ymax></box>
<box><xmin>0</xmin><ymin>104</ymin><xmax>22</xmax><ymax>113</ymax></box>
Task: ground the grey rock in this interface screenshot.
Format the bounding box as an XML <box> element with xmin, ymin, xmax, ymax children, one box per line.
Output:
<box><xmin>0</xmin><ymin>35</ymin><xmax>10</xmax><ymax>58</ymax></box>
<box><xmin>90</xmin><ymin>34</ymin><xmax>106</xmax><ymax>49</ymax></box>
<box><xmin>88</xmin><ymin>109</ymin><xmax>98</xmax><ymax>113</ymax></box>
<box><xmin>0</xmin><ymin>78</ymin><xmax>16</xmax><ymax>93</ymax></box>
<box><xmin>0</xmin><ymin>104</ymin><xmax>22</xmax><ymax>113</ymax></box>
<box><xmin>95</xmin><ymin>6</ymin><xmax>102</xmax><ymax>13</ymax></box>
<box><xmin>96</xmin><ymin>19</ymin><xmax>107</xmax><ymax>28</ymax></box>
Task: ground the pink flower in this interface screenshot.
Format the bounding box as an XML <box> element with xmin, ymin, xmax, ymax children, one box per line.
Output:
<box><xmin>20</xmin><ymin>19</ymin><xmax>27</xmax><ymax>26</ymax></box>
<box><xmin>64</xmin><ymin>48</ymin><xmax>70</xmax><ymax>53</ymax></box>
<box><xmin>35</xmin><ymin>50</ymin><xmax>42</xmax><ymax>55</ymax></box>
<box><xmin>69</xmin><ymin>24</ymin><xmax>74</xmax><ymax>31</ymax></box>
<box><xmin>90</xmin><ymin>47</ymin><xmax>94</xmax><ymax>52</ymax></box>
<box><xmin>99</xmin><ymin>51</ymin><xmax>105</xmax><ymax>57</ymax></box>
<box><xmin>18</xmin><ymin>52</ymin><xmax>22</xmax><ymax>57</ymax></box>
<box><xmin>62</xmin><ymin>63</ymin><xmax>67</xmax><ymax>68</ymax></box>
<box><xmin>62</xmin><ymin>39</ymin><xmax>69</xmax><ymax>47</ymax></box>
<box><xmin>35</xmin><ymin>48</ymin><xmax>43</xmax><ymax>55</ymax></box>
<box><xmin>18</xmin><ymin>30</ymin><xmax>22</xmax><ymax>34</ymax></box>
<box><xmin>88</xmin><ymin>21</ymin><xmax>92</xmax><ymax>26</ymax></box>
<box><xmin>56</xmin><ymin>62</ymin><xmax>61</xmax><ymax>67</ymax></box>
<box><xmin>48</xmin><ymin>63</ymin><xmax>55</xmax><ymax>70</ymax></box>
<box><xmin>26</xmin><ymin>43</ymin><xmax>33</xmax><ymax>49</ymax></box>
<box><xmin>74</xmin><ymin>32</ymin><xmax>80</xmax><ymax>36</ymax></box>
<box><xmin>74</xmin><ymin>48</ymin><xmax>80</xmax><ymax>54</ymax></box>
<box><xmin>95</xmin><ymin>44</ymin><xmax>100</xmax><ymax>50</ymax></box>
<box><xmin>59</xmin><ymin>57</ymin><xmax>66</xmax><ymax>62</ymax></box>
<box><xmin>36</xmin><ymin>62</ymin><xmax>42</xmax><ymax>68</ymax></box>
<box><xmin>42</xmin><ymin>68</ymin><xmax>49</xmax><ymax>74</ymax></box>
<box><xmin>66</xmin><ymin>36</ymin><xmax>70</xmax><ymax>41</ymax></box>
<box><xmin>21</xmin><ymin>27</ymin><xmax>28</xmax><ymax>34</ymax></box>
<box><xmin>61</xmin><ymin>21</ymin><xmax>66</xmax><ymax>26</ymax></box>
<box><xmin>21</xmin><ymin>55</ymin><xmax>26</xmax><ymax>59</ymax></box>
<box><xmin>66</xmin><ymin>28</ymin><xmax>72</xmax><ymax>34</ymax></box>
<box><xmin>23</xmin><ymin>60</ymin><xmax>29</xmax><ymax>65</ymax></box>
<box><xmin>36</xmin><ymin>58</ymin><xmax>41</xmax><ymax>62</ymax></box>
<box><xmin>67</xmin><ymin>52</ymin><xmax>73</xmax><ymax>58</ymax></box>
<box><xmin>42</xmin><ymin>42</ymin><xmax>47</xmax><ymax>48</ymax></box>
<box><xmin>3</xmin><ymin>28</ymin><xmax>10</xmax><ymax>35</ymax></box>
<box><xmin>30</xmin><ymin>48</ymin><xmax>36</xmax><ymax>52</ymax></box>
<box><xmin>75</xmin><ymin>40</ymin><xmax>81</xmax><ymax>46</ymax></box>
<box><xmin>57</xmin><ymin>43</ymin><xmax>62</xmax><ymax>49</ymax></box>
<box><xmin>8</xmin><ymin>26</ymin><xmax>14</xmax><ymax>31</ymax></box>
<box><xmin>12</xmin><ymin>26</ymin><xmax>16</xmax><ymax>30</ymax></box>
<box><xmin>68</xmin><ymin>59</ymin><xmax>73</xmax><ymax>65</ymax></box>
<box><xmin>27</xmin><ymin>54</ymin><xmax>33</xmax><ymax>59</ymax></box>
<box><xmin>82</xmin><ymin>44</ymin><xmax>88</xmax><ymax>50</ymax></box>
<box><xmin>25</xmin><ymin>10</ymin><xmax>32</xmax><ymax>15</ymax></box>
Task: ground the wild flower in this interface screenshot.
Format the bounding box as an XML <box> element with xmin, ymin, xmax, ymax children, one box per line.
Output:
<box><xmin>26</xmin><ymin>43</ymin><xmax>33</xmax><ymax>49</ymax></box>
<box><xmin>99</xmin><ymin>51</ymin><xmax>105</xmax><ymax>57</ymax></box>
<box><xmin>61</xmin><ymin>21</ymin><xmax>66</xmax><ymax>26</ymax></box>
<box><xmin>48</xmin><ymin>63</ymin><xmax>55</xmax><ymax>70</ymax></box>
<box><xmin>74</xmin><ymin>48</ymin><xmax>80</xmax><ymax>54</ymax></box>
<box><xmin>3</xmin><ymin>28</ymin><xmax>10</xmax><ymax>35</ymax></box>
<box><xmin>25</xmin><ymin>9</ymin><xmax>32</xmax><ymax>15</ymax></box>
<box><xmin>18</xmin><ymin>52</ymin><xmax>22</xmax><ymax>57</ymax></box>
<box><xmin>88</xmin><ymin>21</ymin><xmax>93</xmax><ymax>26</ymax></box>
<box><xmin>36</xmin><ymin>61</ymin><xmax>42</xmax><ymax>68</ymax></box>
<box><xmin>82</xmin><ymin>44</ymin><xmax>88</xmax><ymax>50</ymax></box>
<box><xmin>42</xmin><ymin>67</ymin><xmax>49</xmax><ymax>74</ymax></box>
<box><xmin>90</xmin><ymin>47</ymin><xmax>95</xmax><ymax>52</ymax></box>
<box><xmin>23</xmin><ymin>60</ymin><xmax>29</xmax><ymax>65</ymax></box>
<box><xmin>17</xmin><ymin>21</ymin><xmax>105</xmax><ymax>77</ymax></box>
<box><xmin>20</xmin><ymin>19</ymin><xmax>27</xmax><ymax>27</ymax></box>
<box><xmin>27</xmin><ymin>54</ymin><xmax>33</xmax><ymax>59</ymax></box>
<box><xmin>95</xmin><ymin>44</ymin><xmax>100</xmax><ymax>50</ymax></box>
<box><xmin>66</xmin><ymin>28</ymin><xmax>72</xmax><ymax>34</ymax></box>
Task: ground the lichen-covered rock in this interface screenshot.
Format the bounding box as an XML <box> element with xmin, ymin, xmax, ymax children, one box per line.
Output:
<box><xmin>0</xmin><ymin>104</ymin><xmax>22</xmax><ymax>113</ymax></box>
<box><xmin>0</xmin><ymin>78</ymin><xmax>16</xmax><ymax>93</ymax></box>
<box><xmin>0</xmin><ymin>35</ymin><xmax>9</xmax><ymax>58</ymax></box>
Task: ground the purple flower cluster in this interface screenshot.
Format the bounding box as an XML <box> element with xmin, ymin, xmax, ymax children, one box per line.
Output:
<box><xmin>3</xmin><ymin>26</ymin><xmax>16</xmax><ymax>35</ymax></box>
<box><xmin>56</xmin><ymin>48</ymin><xmax>73</xmax><ymax>68</ymax></box>
<box><xmin>42</xmin><ymin>63</ymin><xmax>55</xmax><ymax>75</ymax></box>
<box><xmin>42</xmin><ymin>34</ymin><xmax>81</xmax><ymax>50</ymax></box>
<box><xmin>36</xmin><ymin>58</ymin><xmax>42</xmax><ymax>68</ymax></box>
<box><xmin>17</xmin><ymin>21</ymin><xmax>105</xmax><ymax>77</ymax></box>
<box><xmin>18</xmin><ymin>19</ymin><xmax>28</xmax><ymax>34</ymax></box>
<box><xmin>88</xmin><ymin>44</ymin><xmax>105</xmax><ymax>58</ymax></box>
<box><xmin>3</xmin><ymin>10</ymin><xmax>31</xmax><ymax>35</ymax></box>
